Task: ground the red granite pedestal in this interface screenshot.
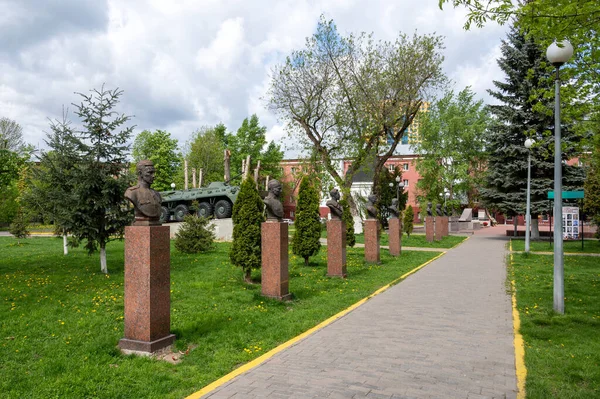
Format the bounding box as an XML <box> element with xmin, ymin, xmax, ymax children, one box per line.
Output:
<box><xmin>434</xmin><ymin>216</ymin><xmax>444</xmax><ymax>241</ymax></box>
<box><xmin>327</xmin><ymin>219</ymin><xmax>347</xmax><ymax>277</ymax></box>
<box><xmin>119</xmin><ymin>225</ymin><xmax>175</xmax><ymax>355</ymax></box>
<box><xmin>364</xmin><ymin>219</ymin><xmax>380</xmax><ymax>264</ymax></box>
<box><xmin>261</xmin><ymin>221</ymin><xmax>291</xmax><ymax>300</ymax></box>
<box><xmin>440</xmin><ymin>216</ymin><xmax>449</xmax><ymax>237</ymax></box>
<box><xmin>425</xmin><ymin>217</ymin><xmax>434</xmax><ymax>243</ymax></box>
<box><xmin>388</xmin><ymin>218</ymin><xmax>401</xmax><ymax>256</ymax></box>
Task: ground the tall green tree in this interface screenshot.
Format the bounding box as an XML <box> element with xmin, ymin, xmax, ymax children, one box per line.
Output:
<box><xmin>132</xmin><ymin>130</ymin><xmax>180</xmax><ymax>191</ymax></box>
<box><xmin>413</xmin><ymin>87</ymin><xmax>489</xmax><ymax>212</ymax></box>
<box><xmin>183</xmin><ymin>125</ymin><xmax>226</xmax><ymax>187</ymax></box>
<box><xmin>340</xmin><ymin>197</ymin><xmax>356</xmax><ymax>247</ymax></box>
<box><xmin>37</xmin><ymin>86</ymin><xmax>134</xmax><ymax>273</ymax></box>
<box><xmin>227</xmin><ymin>115</ymin><xmax>284</xmax><ymax>181</ymax></box>
<box><xmin>292</xmin><ymin>176</ymin><xmax>322</xmax><ymax>266</ymax></box>
<box><xmin>9</xmin><ymin>166</ymin><xmax>30</xmax><ymax>244</ymax></box>
<box><xmin>403</xmin><ymin>205</ymin><xmax>414</xmax><ymax>237</ymax></box>
<box><xmin>230</xmin><ymin>175</ymin><xmax>264</xmax><ymax>282</ymax></box>
<box><xmin>268</xmin><ymin>16</ymin><xmax>446</xmax><ymax>214</ymax></box>
<box><xmin>0</xmin><ymin>117</ymin><xmax>26</xmax><ymax>154</ymax></box>
<box><xmin>481</xmin><ymin>24</ymin><xmax>585</xmax><ymax>237</ymax></box>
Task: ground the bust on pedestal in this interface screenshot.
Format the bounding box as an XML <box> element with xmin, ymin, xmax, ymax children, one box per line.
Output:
<box><xmin>388</xmin><ymin>198</ymin><xmax>402</xmax><ymax>256</ymax></box>
<box><xmin>119</xmin><ymin>160</ymin><xmax>175</xmax><ymax>355</ymax></box>
<box><xmin>364</xmin><ymin>194</ymin><xmax>380</xmax><ymax>263</ymax></box>
<box><xmin>261</xmin><ymin>180</ymin><xmax>291</xmax><ymax>300</ymax></box>
<box><xmin>425</xmin><ymin>202</ymin><xmax>434</xmax><ymax>243</ymax></box>
<box><xmin>326</xmin><ymin>189</ymin><xmax>346</xmax><ymax>277</ymax></box>
<box><xmin>434</xmin><ymin>204</ymin><xmax>444</xmax><ymax>241</ymax></box>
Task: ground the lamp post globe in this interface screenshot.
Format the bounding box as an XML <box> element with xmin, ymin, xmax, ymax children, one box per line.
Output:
<box><xmin>547</xmin><ymin>40</ymin><xmax>573</xmax><ymax>314</ymax></box>
<box><xmin>171</xmin><ymin>183</ymin><xmax>176</xmax><ymax>189</ymax></box>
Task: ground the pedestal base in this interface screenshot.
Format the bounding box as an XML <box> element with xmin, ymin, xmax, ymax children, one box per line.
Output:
<box><xmin>388</xmin><ymin>218</ymin><xmax>401</xmax><ymax>256</ymax></box>
<box><xmin>261</xmin><ymin>221</ymin><xmax>290</xmax><ymax>300</ymax></box>
<box><xmin>364</xmin><ymin>219</ymin><xmax>380</xmax><ymax>264</ymax></box>
<box><xmin>425</xmin><ymin>217</ymin><xmax>434</xmax><ymax>243</ymax></box>
<box><xmin>434</xmin><ymin>216</ymin><xmax>444</xmax><ymax>241</ymax></box>
<box><xmin>327</xmin><ymin>220</ymin><xmax>347</xmax><ymax>277</ymax></box>
<box><xmin>440</xmin><ymin>216</ymin><xmax>449</xmax><ymax>237</ymax></box>
<box><xmin>119</xmin><ymin>225</ymin><xmax>174</xmax><ymax>355</ymax></box>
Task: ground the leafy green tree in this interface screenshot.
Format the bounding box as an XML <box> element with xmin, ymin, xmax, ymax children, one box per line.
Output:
<box><xmin>0</xmin><ymin>117</ymin><xmax>26</xmax><ymax>154</ymax></box>
<box><xmin>268</xmin><ymin>16</ymin><xmax>446</xmax><ymax>214</ymax></box>
<box><xmin>292</xmin><ymin>176</ymin><xmax>322</xmax><ymax>265</ymax></box>
<box><xmin>227</xmin><ymin>115</ymin><xmax>284</xmax><ymax>181</ymax></box>
<box><xmin>403</xmin><ymin>205</ymin><xmax>414</xmax><ymax>237</ymax></box>
<box><xmin>230</xmin><ymin>175</ymin><xmax>264</xmax><ymax>282</ymax></box>
<box><xmin>481</xmin><ymin>24</ymin><xmax>585</xmax><ymax>237</ymax></box>
<box><xmin>339</xmin><ymin>197</ymin><xmax>356</xmax><ymax>247</ymax></box>
<box><xmin>584</xmin><ymin>133</ymin><xmax>600</xmax><ymax>236</ymax></box>
<box><xmin>414</xmin><ymin>87</ymin><xmax>489</xmax><ymax>211</ymax></box>
<box><xmin>183</xmin><ymin>125</ymin><xmax>226</xmax><ymax>187</ymax></box>
<box><xmin>37</xmin><ymin>86</ymin><xmax>134</xmax><ymax>273</ymax></box>
<box><xmin>174</xmin><ymin>215</ymin><xmax>216</xmax><ymax>253</ymax></box>
<box><xmin>132</xmin><ymin>130</ymin><xmax>180</xmax><ymax>191</ymax></box>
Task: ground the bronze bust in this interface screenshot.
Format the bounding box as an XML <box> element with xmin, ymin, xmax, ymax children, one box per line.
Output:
<box><xmin>388</xmin><ymin>198</ymin><xmax>400</xmax><ymax>219</ymax></box>
<box><xmin>366</xmin><ymin>194</ymin><xmax>377</xmax><ymax>220</ymax></box>
<box><xmin>426</xmin><ymin>202</ymin><xmax>433</xmax><ymax>216</ymax></box>
<box><xmin>263</xmin><ymin>179</ymin><xmax>284</xmax><ymax>221</ymax></box>
<box><xmin>125</xmin><ymin>160</ymin><xmax>162</xmax><ymax>226</ymax></box>
<box><xmin>436</xmin><ymin>203</ymin><xmax>443</xmax><ymax>216</ymax></box>
<box><xmin>326</xmin><ymin>188</ymin><xmax>343</xmax><ymax>220</ymax></box>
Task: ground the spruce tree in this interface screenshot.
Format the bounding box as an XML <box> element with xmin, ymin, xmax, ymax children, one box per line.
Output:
<box><xmin>339</xmin><ymin>197</ymin><xmax>356</xmax><ymax>247</ymax></box>
<box><xmin>403</xmin><ymin>205</ymin><xmax>414</xmax><ymax>237</ymax></box>
<box><xmin>9</xmin><ymin>166</ymin><xmax>30</xmax><ymax>244</ymax></box>
<box><xmin>230</xmin><ymin>175</ymin><xmax>264</xmax><ymax>282</ymax></box>
<box><xmin>292</xmin><ymin>176</ymin><xmax>321</xmax><ymax>266</ymax></box>
<box><xmin>481</xmin><ymin>23</ymin><xmax>584</xmax><ymax>237</ymax></box>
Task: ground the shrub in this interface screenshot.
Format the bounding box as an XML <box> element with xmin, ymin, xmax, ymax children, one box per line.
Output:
<box><xmin>174</xmin><ymin>215</ymin><xmax>215</xmax><ymax>253</ymax></box>
<box><xmin>403</xmin><ymin>205</ymin><xmax>414</xmax><ymax>237</ymax></box>
<box><xmin>292</xmin><ymin>176</ymin><xmax>321</xmax><ymax>265</ymax></box>
<box><xmin>230</xmin><ymin>175</ymin><xmax>264</xmax><ymax>282</ymax></box>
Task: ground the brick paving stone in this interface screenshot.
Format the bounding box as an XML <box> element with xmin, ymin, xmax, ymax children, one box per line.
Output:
<box><xmin>201</xmin><ymin>227</ymin><xmax>518</xmax><ymax>398</ymax></box>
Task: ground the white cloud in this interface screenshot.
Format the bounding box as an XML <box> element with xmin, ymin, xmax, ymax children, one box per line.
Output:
<box><xmin>0</xmin><ymin>0</ymin><xmax>510</xmax><ymax>158</ymax></box>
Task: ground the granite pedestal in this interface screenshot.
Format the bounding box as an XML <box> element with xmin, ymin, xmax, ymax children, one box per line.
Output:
<box><xmin>119</xmin><ymin>225</ymin><xmax>175</xmax><ymax>355</ymax></box>
<box><xmin>364</xmin><ymin>219</ymin><xmax>380</xmax><ymax>264</ymax></box>
<box><xmin>261</xmin><ymin>221</ymin><xmax>291</xmax><ymax>300</ymax></box>
<box><xmin>388</xmin><ymin>218</ymin><xmax>401</xmax><ymax>256</ymax></box>
<box><xmin>440</xmin><ymin>216</ymin><xmax>449</xmax><ymax>237</ymax></box>
<box><xmin>434</xmin><ymin>216</ymin><xmax>444</xmax><ymax>241</ymax></box>
<box><xmin>425</xmin><ymin>217</ymin><xmax>434</xmax><ymax>243</ymax></box>
<box><xmin>327</xmin><ymin>219</ymin><xmax>347</xmax><ymax>277</ymax></box>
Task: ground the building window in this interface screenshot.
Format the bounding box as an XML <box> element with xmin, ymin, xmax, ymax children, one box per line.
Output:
<box><xmin>403</xmin><ymin>163</ymin><xmax>409</xmax><ymax>171</ymax></box>
<box><xmin>387</xmin><ymin>164</ymin><xmax>395</xmax><ymax>172</ymax></box>
<box><xmin>403</xmin><ymin>179</ymin><xmax>409</xmax><ymax>186</ymax></box>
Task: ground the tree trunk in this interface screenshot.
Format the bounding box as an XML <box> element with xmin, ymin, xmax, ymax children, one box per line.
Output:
<box><xmin>304</xmin><ymin>256</ymin><xmax>309</xmax><ymax>266</ymax></box>
<box><xmin>513</xmin><ymin>216</ymin><xmax>518</xmax><ymax>237</ymax></box>
<box><xmin>244</xmin><ymin>268</ymin><xmax>252</xmax><ymax>283</ymax></box>
<box><xmin>100</xmin><ymin>245</ymin><xmax>108</xmax><ymax>274</ymax></box>
<box><xmin>63</xmin><ymin>234</ymin><xmax>68</xmax><ymax>255</ymax></box>
<box><xmin>224</xmin><ymin>149</ymin><xmax>231</xmax><ymax>182</ymax></box>
<box><xmin>531</xmin><ymin>217</ymin><xmax>540</xmax><ymax>240</ymax></box>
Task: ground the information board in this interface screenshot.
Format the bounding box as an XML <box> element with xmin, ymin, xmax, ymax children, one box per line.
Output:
<box><xmin>563</xmin><ymin>206</ymin><xmax>579</xmax><ymax>239</ymax></box>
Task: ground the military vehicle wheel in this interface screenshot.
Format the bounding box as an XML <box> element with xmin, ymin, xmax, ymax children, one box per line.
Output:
<box><xmin>197</xmin><ymin>202</ymin><xmax>213</xmax><ymax>218</ymax></box>
<box><xmin>173</xmin><ymin>204</ymin><xmax>189</xmax><ymax>222</ymax></box>
<box><xmin>159</xmin><ymin>206</ymin><xmax>170</xmax><ymax>223</ymax></box>
<box><xmin>214</xmin><ymin>200</ymin><xmax>232</xmax><ymax>219</ymax></box>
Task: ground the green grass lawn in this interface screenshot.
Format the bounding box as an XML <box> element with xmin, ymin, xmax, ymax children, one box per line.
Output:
<box><xmin>511</xmin><ymin>252</ymin><xmax>600</xmax><ymax>398</ymax></box>
<box><xmin>355</xmin><ymin>232</ymin><xmax>467</xmax><ymax>249</ymax></box>
<box><xmin>511</xmin><ymin>238</ymin><xmax>600</xmax><ymax>254</ymax></box>
<box><xmin>0</xmin><ymin>237</ymin><xmax>439</xmax><ymax>399</ymax></box>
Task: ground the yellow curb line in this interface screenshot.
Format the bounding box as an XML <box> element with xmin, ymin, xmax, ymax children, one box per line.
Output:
<box><xmin>185</xmin><ymin>250</ymin><xmax>447</xmax><ymax>399</ymax></box>
<box><xmin>509</xmin><ymin>240</ymin><xmax>527</xmax><ymax>399</ymax></box>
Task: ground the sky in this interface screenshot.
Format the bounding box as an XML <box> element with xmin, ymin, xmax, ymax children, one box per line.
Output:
<box><xmin>0</xmin><ymin>0</ymin><xmax>508</xmax><ymax>158</ymax></box>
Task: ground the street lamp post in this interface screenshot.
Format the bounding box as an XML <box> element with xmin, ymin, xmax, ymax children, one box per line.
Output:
<box><xmin>525</xmin><ymin>138</ymin><xmax>535</xmax><ymax>253</ymax></box>
<box><xmin>547</xmin><ymin>40</ymin><xmax>574</xmax><ymax>314</ymax></box>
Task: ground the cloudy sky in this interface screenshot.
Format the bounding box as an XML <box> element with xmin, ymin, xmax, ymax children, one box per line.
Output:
<box><xmin>0</xmin><ymin>0</ymin><xmax>508</xmax><ymax>157</ymax></box>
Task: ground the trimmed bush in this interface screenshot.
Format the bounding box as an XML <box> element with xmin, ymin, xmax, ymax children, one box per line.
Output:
<box><xmin>230</xmin><ymin>175</ymin><xmax>264</xmax><ymax>282</ymax></box>
<box><xmin>340</xmin><ymin>197</ymin><xmax>356</xmax><ymax>247</ymax></box>
<box><xmin>292</xmin><ymin>176</ymin><xmax>321</xmax><ymax>265</ymax></box>
<box><xmin>174</xmin><ymin>215</ymin><xmax>215</xmax><ymax>254</ymax></box>
<box><xmin>403</xmin><ymin>205</ymin><xmax>414</xmax><ymax>237</ymax></box>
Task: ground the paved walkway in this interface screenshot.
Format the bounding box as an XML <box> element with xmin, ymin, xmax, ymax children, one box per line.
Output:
<box><xmin>201</xmin><ymin>226</ymin><xmax>518</xmax><ymax>399</ymax></box>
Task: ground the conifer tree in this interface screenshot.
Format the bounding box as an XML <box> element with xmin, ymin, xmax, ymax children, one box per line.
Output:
<box><xmin>230</xmin><ymin>175</ymin><xmax>264</xmax><ymax>282</ymax></box>
<box><xmin>292</xmin><ymin>176</ymin><xmax>321</xmax><ymax>266</ymax></box>
<box><xmin>339</xmin><ymin>197</ymin><xmax>356</xmax><ymax>247</ymax></box>
<box><xmin>403</xmin><ymin>205</ymin><xmax>414</xmax><ymax>237</ymax></box>
<box><xmin>9</xmin><ymin>166</ymin><xmax>30</xmax><ymax>244</ymax></box>
<box><xmin>481</xmin><ymin>23</ymin><xmax>584</xmax><ymax>237</ymax></box>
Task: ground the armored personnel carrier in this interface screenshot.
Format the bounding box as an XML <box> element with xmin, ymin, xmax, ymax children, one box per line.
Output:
<box><xmin>159</xmin><ymin>182</ymin><xmax>239</xmax><ymax>223</ymax></box>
